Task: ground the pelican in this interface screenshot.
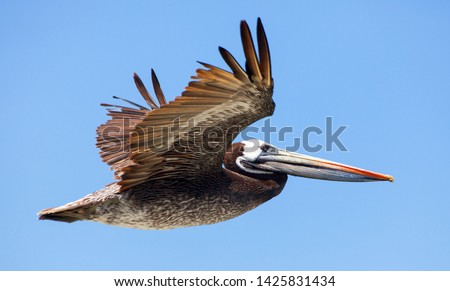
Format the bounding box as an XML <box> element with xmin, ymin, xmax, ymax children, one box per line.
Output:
<box><xmin>38</xmin><ymin>19</ymin><xmax>393</xmax><ymax>230</ymax></box>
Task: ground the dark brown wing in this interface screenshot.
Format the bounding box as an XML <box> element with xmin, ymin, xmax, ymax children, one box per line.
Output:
<box><xmin>98</xmin><ymin>18</ymin><xmax>274</xmax><ymax>191</ymax></box>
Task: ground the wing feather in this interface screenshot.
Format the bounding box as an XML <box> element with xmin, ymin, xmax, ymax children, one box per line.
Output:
<box><xmin>257</xmin><ymin>17</ymin><xmax>272</xmax><ymax>86</ymax></box>
<box><xmin>151</xmin><ymin>69</ymin><xmax>167</xmax><ymax>106</ymax></box>
<box><xmin>133</xmin><ymin>73</ymin><xmax>159</xmax><ymax>109</ymax></box>
<box><xmin>240</xmin><ymin>20</ymin><xmax>263</xmax><ymax>81</ymax></box>
<box><xmin>218</xmin><ymin>47</ymin><xmax>249</xmax><ymax>82</ymax></box>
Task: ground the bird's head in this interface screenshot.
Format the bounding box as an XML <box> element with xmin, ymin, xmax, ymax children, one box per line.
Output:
<box><xmin>227</xmin><ymin>139</ymin><xmax>394</xmax><ymax>182</ymax></box>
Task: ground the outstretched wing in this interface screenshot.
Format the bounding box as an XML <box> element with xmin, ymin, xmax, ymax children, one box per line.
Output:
<box><xmin>97</xmin><ymin>18</ymin><xmax>274</xmax><ymax>191</ymax></box>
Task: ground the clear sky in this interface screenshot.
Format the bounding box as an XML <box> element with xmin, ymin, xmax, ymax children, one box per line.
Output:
<box><xmin>2</xmin><ymin>0</ymin><xmax>450</xmax><ymax>270</ymax></box>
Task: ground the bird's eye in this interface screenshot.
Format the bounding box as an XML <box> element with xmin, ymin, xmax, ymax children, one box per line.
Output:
<box><xmin>261</xmin><ymin>144</ymin><xmax>271</xmax><ymax>152</ymax></box>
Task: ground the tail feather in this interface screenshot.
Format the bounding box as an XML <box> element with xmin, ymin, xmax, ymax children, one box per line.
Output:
<box><xmin>38</xmin><ymin>211</ymin><xmax>81</xmax><ymax>223</ymax></box>
<box><xmin>38</xmin><ymin>201</ymin><xmax>97</xmax><ymax>223</ymax></box>
<box><xmin>39</xmin><ymin>183</ymin><xmax>120</xmax><ymax>224</ymax></box>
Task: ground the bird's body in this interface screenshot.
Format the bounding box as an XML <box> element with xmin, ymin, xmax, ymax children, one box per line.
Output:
<box><xmin>39</xmin><ymin>19</ymin><xmax>393</xmax><ymax>230</ymax></box>
<box><xmin>43</xmin><ymin>167</ymin><xmax>286</xmax><ymax>230</ymax></box>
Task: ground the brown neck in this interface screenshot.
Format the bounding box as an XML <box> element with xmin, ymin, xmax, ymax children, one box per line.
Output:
<box><xmin>223</xmin><ymin>142</ymin><xmax>288</xmax><ymax>187</ymax></box>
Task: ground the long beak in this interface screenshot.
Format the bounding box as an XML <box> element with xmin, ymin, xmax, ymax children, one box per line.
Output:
<box><xmin>251</xmin><ymin>149</ymin><xmax>394</xmax><ymax>182</ymax></box>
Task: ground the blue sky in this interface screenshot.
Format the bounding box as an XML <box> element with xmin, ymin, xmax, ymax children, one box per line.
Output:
<box><xmin>2</xmin><ymin>0</ymin><xmax>450</xmax><ymax>270</ymax></box>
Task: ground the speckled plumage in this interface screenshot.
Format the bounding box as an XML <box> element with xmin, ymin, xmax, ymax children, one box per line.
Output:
<box><xmin>40</xmin><ymin>165</ymin><xmax>286</xmax><ymax>229</ymax></box>
<box><xmin>97</xmin><ymin>169</ymin><xmax>284</xmax><ymax>229</ymax></box>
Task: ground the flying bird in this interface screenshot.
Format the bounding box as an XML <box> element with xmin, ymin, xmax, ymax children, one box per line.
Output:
<box><xmin>38</xmin><ymin>19</ymin><xmax>393</xmax><ymax>230</ymax></box>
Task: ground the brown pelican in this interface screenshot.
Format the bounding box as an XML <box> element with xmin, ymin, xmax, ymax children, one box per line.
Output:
<box><xmin>38</xmin><ymin>18</ymin><xmax>393</xmax><ymax>230</ymax></box>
